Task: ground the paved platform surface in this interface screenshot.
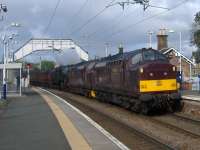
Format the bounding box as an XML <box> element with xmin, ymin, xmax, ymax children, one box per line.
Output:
<box><xmin>181</xmin><ymin>90</ymin><xmax>200</xmax><ymax>101</ymax></box>
<box><xmin>0</xmin><ymin>88</ymin><xmax>124</xmax><ymax>150</ymax></box>
<box><xmin>37</xmin><ymin>88</ymin><xmax>124</xmax><ymax>150</ymax></box>
<box><xmin>0</xmin><ymin>89</ymin><xmax>71</xmax><ymax>150</ymax></box>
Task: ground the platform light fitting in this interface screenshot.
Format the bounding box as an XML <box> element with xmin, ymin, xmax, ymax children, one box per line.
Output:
<box><xmin>1</xmin><ymin>4</ymin><xmax>7</xmax><ymax>13</ymax></box>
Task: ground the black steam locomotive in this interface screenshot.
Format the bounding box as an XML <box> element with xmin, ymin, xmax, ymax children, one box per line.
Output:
<box><xmin>30</xmin><ymin>48</ymin><xmax>181</xmax><ymax>114</ymax></box>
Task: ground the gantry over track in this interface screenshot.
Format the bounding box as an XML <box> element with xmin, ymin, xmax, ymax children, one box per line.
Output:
<box><xmin>14</xmin><ymin>39</ymin><xmax>89</xmax><ymax>61</ymax></box>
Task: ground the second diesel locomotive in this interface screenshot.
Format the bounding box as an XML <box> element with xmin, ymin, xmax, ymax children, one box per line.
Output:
<box><xmin>30</xmin><ymin>48</ymin><xmax>181</xmax><ymax>114</ymax></box>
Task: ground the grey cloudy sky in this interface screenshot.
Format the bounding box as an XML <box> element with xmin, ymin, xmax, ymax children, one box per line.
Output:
<box><xmin>1</xmin><ymin>0</ymin><xmax>200</xmax><ymax>59</ymax></box>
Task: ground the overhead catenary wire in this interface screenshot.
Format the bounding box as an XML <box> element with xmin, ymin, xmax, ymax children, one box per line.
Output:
<box><xmin>87</xmin><ymin>7</ymin><xmax>139</xmax><ymax>39</ymax></box>
<box><xmin>66</xmin><ymin>0</ymin><xmax>90</xmax><ymax>36</ymax></box>
<box><xmin>70</xmin><ymin>0</ymin><xmax>117</xmax><ymax>36</ymax></box>
<box><xmin>71</xmin><ymin>0</ymin><xmax>89</xmax><ymax>22</ymax></box>
<box><xmin>44</xmin><ymin>0</ymin><xmax>62</xmax><ymax>35</ymax></box>
<box><xmin>86</xmin><ymin>11</ymin><xmax>125</xmax><ymax>39</ymax></box>
<box><xmin>103</xmin><ymin>0</ymin><xmax>190</xmax><ymax>40</ymax></box>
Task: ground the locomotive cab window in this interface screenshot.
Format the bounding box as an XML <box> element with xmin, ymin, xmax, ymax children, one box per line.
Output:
<box><xmin>143</xmin><ymin>50</ymin><xmax>155</xmax><ymax>61</ymax></box>
<box><xmin>143</xmin><ymin>50</ymin><xmax>167</xmax><ymax>61</ymax></box>
<box><xmin>156</xmin><ymin>52</ymin><xmax>167</xmax><ymax>61</ymax></box>
<box><xmin>132</xmin><ymin>53</ymin><xmax>142</xmax><ymax>65</ymax></box>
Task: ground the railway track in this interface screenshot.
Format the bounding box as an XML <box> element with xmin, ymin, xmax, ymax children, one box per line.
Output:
<box><xmin>181</xmin><ymin>98</ymin><xmax>200</xmax><ymax>120</ymax></box>
<box><xmin>149</xmin><ymin>112</ymin><xmax>200</xmax><ymax>141</ymax></box>
<box><xmin>46</xmin><ymin>88</ymin><xmax>200</xmax><ymax>149</ymax></box>
<box><xmin>48</xmin><ymin>88</ymin><xmax>173</xmax><ymax>150</ymax></box>
<box><xmin>107</xmin><ymin>121</ymin><xmax>174</xmax><ymax>150</ymax></box>
<box><xmin>173</xmin><ymin>113</ymin><xmax>200</xmax><ymax>126</ymax></box>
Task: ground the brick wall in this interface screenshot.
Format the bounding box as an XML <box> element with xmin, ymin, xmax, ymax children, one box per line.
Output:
<box><xmin>166</xmin><ymin>52</ymin><xmax>191</xmax><ymax>79</ymax></box>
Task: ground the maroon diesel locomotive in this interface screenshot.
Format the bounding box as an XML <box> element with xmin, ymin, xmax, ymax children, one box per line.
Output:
<box><xmin>30</xmin><ymin>48</ymin><xmax>181</xmax><ymax>114</ymax></box>
<box><xmin>66</xmin><ymin>48</ymin><xmax>181</xmax><ymax>114</ymax></box>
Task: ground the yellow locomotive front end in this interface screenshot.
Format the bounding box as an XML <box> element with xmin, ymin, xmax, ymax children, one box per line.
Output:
<box><xmin>139</xmin><ymin>79</ymin><xmax>177</xmax><ymax>93</ymax></box>
<box><xmin>130</xmin><ymin>49</ymin><xmax>181</xmax><ymax>114</ymax></box>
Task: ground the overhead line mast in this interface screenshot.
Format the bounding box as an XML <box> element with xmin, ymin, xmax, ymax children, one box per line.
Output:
<box><xmin>107</xmin><ymin>0</ymin><xmax>169</xmax><ymax>11</ymax></box>
<box><xmin>71</xmin><ymin>0</ymin><xmax>168</xmax><ymax>38</ymax></box>
<box><xmin>103</xmin><ymin>0</ymin><xmax>190</xmax><ymax>39</ymax></box>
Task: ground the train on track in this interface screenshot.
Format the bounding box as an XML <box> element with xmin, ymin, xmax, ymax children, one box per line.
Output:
<box><xmin>30</xmin><ymin>48</ymin><xmax>181</xmax><ymax>114</ymax></box>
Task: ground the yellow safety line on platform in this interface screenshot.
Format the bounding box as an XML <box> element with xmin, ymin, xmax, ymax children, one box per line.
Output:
<box><xmin>33</xmin><ymin>88</ymin><xmax>91</xmax><ymax>150</ymax></box>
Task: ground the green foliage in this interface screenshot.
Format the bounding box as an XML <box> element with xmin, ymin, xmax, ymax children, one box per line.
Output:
<box><xmin>193</xmin><ymin>51</ymin><xmax>200</xmax><ymax>63</ymax></box>
<box><xmin>41</xmin><ymin>60</ymin><xmax>55</xmax><ymax>72</ymax></box>
<box><xmin>192</xmin><ymin>11</ymin><xmax>200</xmax><ymax>63</ymax></box>
<box><xmin>195</xmin><ymin>12</ymin><xmax>200</xmax><ymax>24</ymax></box>
<box><xmin>31</xmin><ymin>63</ymin><xmax>40</xmax><ymax>70</ymax></box>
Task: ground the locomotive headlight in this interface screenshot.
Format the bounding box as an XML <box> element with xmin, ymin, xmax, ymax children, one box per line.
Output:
<box><xmin>140</xmin><ymin>68</ymin><xmax>144</xmax><ymax>73</ymax></box>
<box><xmin>172</xmin><ymin>66</ymin><xmax>176</xmax><ymax>71</ymax></box>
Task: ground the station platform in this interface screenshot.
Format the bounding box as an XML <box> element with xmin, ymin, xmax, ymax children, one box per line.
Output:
<box><xmin>181</xmin><ymin>90</ymin><xmax>200</xmax><ymax>102</ymax></box>
<box><xmin>0</xmin><ymin>87</ymin><xmax>126</xmax><ymax>150</ymax></box>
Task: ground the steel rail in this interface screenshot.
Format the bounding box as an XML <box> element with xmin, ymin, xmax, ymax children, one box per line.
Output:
<box><xmin>150</xmin><ymin>117</ymin><xmax>200</xmax><ymax>139</ymax></box>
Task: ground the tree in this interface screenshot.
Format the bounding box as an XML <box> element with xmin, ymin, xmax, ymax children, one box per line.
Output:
<box><xmin>192</xmin><ymin>11</ymin><xmax>200</xmax><ymax>63</ymax></box>
<box><xmin>41</xmin><ymin>60</ymin><xmax>55</xmax><ymax>72</ymax></box>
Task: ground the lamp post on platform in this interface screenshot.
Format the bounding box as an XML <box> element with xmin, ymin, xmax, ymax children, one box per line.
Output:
<box><xmin>179</xmin><ymin>32</ymin><xmax>182</xmax><ymax>77</ymax></box>
<box><xmin>2</xmin><ymin>38</ymin><xmax>7</xmax><ymax>99</ymax></box>
<box><xmin>166</xmin><ymin>29</ymin><xmax>183</xmax><ymax>83</ymax></box>
<box><xmin>168</xmin><ymin>30</ymin><xmax>182</xmax><ymax>76</ymax></box>
<box><xmin>2</xmin><ymin>22</ymin><xmax>21</xmax><ymax>100</ymax></box>
<box><xmin>8</xmin><ymin>33</ymin><xmax>19</xmax><ymax>62</ymax></box>
<box><xmin>147</xmin><ymin>31</ymin><xmax>154</xmax><ymax>48</ymax></box>
<box><xmin>0</xmin><ymin>3</ymin><xmax>7</xmax><ymax>100</ymax></box>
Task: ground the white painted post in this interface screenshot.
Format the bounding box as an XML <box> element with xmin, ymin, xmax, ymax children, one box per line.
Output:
<box><xmin>2</xmin><ymin>40</ymin><xmax>7</xmax><ymax>99</ymax></box>
<box><xmin>147</xmin><ymin>31</ymin><xmax>153</xmax><ymax>48</ymax></box>
<box><xmin>190</xmin><ymin>63</ymin><xmax>192</xmax><ymax>80</ymax></box>
<box><xmin>179</xmin><ymin>32</ymin><xmax>182</xmax><ymax>75</ymax></box>
<box><xmin>3</xmin><ymin>41</ymin><xmax>6</xmax><ymax>85</ymax></box>
<box><xmin>20</xmin><ymin>68</ymin><xmax>21</xmax><ymax>96</ymax></box>
<box><xmin>27</xmin><ymin>65</ymin><xmax>30</xmax><ymax>87</ymax></box>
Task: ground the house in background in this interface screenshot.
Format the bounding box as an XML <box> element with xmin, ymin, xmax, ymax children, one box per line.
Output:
<box><xmin>159</xmin><ymin>47</ymin><xmax>195</xmax><ymax>81</ymax></box>
<box><xmin>193</xmin><ymin>63</ymin><xmax>200</xmax><ymax>76</ymax></box>
<box><xmin>156</xmin><ymin>29</ymin><xmax>196</xmax><ymax>82</ymax></box>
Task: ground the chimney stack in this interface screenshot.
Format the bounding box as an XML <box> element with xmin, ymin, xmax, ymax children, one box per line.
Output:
<box><xmin>157</xmin><ymin>29</ymin><xmax>168</xmax><ymax>50</ymax></box>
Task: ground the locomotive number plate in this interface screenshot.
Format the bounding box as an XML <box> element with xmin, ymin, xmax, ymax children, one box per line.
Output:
<box><xmin>156</xmin><ymin>80</ymin><xmax>162</xmax><ymax>86</ymax></box>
